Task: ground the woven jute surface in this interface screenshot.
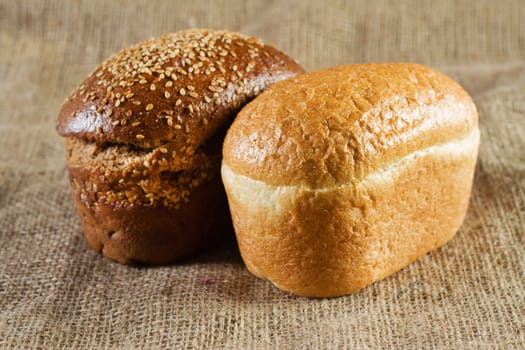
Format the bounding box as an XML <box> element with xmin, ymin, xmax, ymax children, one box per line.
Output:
<box><xmin>1</xmin><ymin>1</ymin><xmax>524</xmax><ymax>348</ymax></box>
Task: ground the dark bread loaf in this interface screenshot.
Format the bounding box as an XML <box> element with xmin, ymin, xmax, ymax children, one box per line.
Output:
<box><xmin>57</xmin><ymin>29</ymin><xmax>304</xmax><ymax>264</ymax></box>
<box><xmin>222</xmin><ymin>63</ymin><xmax>479</xmax><ymax>297</ymax></box>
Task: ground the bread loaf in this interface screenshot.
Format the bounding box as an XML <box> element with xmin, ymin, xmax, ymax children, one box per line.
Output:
<box><xmin>221</xmin><ymin>63</ymin><xmax>479</xmax><ymax>297</ymax></box>
<box><xmin>57</xmin><ymin>29</ymin><xmax>304</xmax><ymax>264</ymax></box>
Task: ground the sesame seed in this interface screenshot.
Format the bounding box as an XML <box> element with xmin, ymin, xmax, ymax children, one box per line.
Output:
<box><xmin>160</xmin><ymin>147</ymin><xmax>168</xmax><ymax>153</ymax></box>
<box><xmin>121</xmin><ymin>119</ymin><xmax>127</xmax><ymax>125</ymax></box>
<box><xmin>179</xmin><ymin>88</ymin><xmax>186</xmax><ymax>95</ymax></box>
<box><xmin>150</xmin><ymin>83</ymin><xmax>156</xmax><ymax>91</ymax></box>
<box><xmin>146</xmin><ymin>103</ymin><xmax>154</xmax><ymax>111</ymax></box>
<box><xmin>174</xmin><ymin>124</ymin><xmax>182</xmax><ymax>129</ymax></box>
<box><xmin>204</xmin><ymin>96</ymin><xmax>212</xmax><ymax>103</ymax></box>
<box><xmin>176</xmin><ymin>99</ymin><xmax>182</xmax><ymax>106</ymax></box>
<box><xmin>112</xmin><ymin>120</ymin><xmax>120</xmax><ymax>126</ymax></box>
<box><xmin>165</xmin><ymin>81</ymin><xmax>173</xmax><ymax>88</ymax></box>
<box><xmin>203</xmin><ymin>118</ymin><xmax>208</xmax><ymax>125</ymax></box>
<box><xmin>189</xmin><ymin>91</ymin><xmax>198</xmax><ymax>98</ymax></box>
<box><xmin>215</xmin><ymin>98</ymin><xmax>221</xmax><ymax>105</ymax></box>
<box><xmin>132</xmin><ymin>100</ymin><xmax>141</xmax><ymax>105</ymax></box>
<box><xmin>136</xmin><ymin>134</ymin><xmax>145</xmax><ymax>139</ymax></box>
<box><xmin>139</xmin><ymin>79</ymin><xmax>148</xmax><ymax>84</ymax></box>
<box><xmin>165</xmin><ymin>91</ymin><xmax>171</xmax><ymax>98</ymax></box>
<box><xmin>115</xmin><ymin>100</ymin><xmax>121</xmax><ymax>107</ymax></box>
<box><xmin>106</xmin><ymin>108</ymin><xmax>113</xmax><ymax>117</ymax></box>
<box><xmin>187</xmin><ymin>85</ymin><xmax>195</xmax><ymax>91</ymax></box>
<box><xmin>131</xmin><ymin>121</ymin><xmax>141</xmax><ymax>127</ymax></box>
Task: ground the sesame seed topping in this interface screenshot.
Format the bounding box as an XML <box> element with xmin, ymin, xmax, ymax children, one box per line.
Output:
<box><xmin>72</xmin><ymin>30</ymin><xmax>274</xmax><ymax>159</ymax></box>
<box><xmin>160</xmin><ymin>147</ymin><xmax>168</xmax><ymax>153</ymax></box>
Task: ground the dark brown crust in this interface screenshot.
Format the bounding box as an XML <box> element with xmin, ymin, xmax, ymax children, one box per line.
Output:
<box><xmin>57</xmin><ymin>29</ymin><xmax>304</xmax><ymax>264</ymax></box>
<box><xmin>57</xmin><ymin>30</ymin><xmax>304</xmax><ymax>149</ymax></box>
<box><xmin>70</xmin><ymin>171</ymin><xmax>232</xmax><ymax>264</ymax></box>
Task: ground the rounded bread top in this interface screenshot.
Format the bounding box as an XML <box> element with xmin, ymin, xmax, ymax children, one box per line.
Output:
<box><xmin>57</xmin><ymin>29</ymin><xmax>304</xmax><ymax>149</ymax></box>
<box><xmin>223</xmin><ymin>63</ymin><xmax>478</xmax><ymax>188</ymax></box>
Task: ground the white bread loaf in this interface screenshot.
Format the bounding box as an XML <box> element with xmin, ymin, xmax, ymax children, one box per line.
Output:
<box><xmin>221</xmin><ymin>63</ymin><xmax>479</xmax><ymax>297</ymax></box>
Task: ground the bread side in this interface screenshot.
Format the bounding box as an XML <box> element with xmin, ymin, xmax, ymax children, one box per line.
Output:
<box><xmin>222</xmin><ymin>129</ymin><xmax>479</xmax><ymax>297</ymax></box>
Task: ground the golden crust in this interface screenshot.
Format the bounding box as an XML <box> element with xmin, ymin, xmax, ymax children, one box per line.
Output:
<box><xmin>223</xmin><ymin>63</ymin><xmax>478</xmax><ymax>188</ymax></box>
<box><xmin>223</xmin><ymin>130</ymin><xmax>479</xmax><ymax>297</ymax></box>
<box><xmin>221</xmin><ymin>63</ymin><xmax>480</xmax><ymax>297</ymax></box>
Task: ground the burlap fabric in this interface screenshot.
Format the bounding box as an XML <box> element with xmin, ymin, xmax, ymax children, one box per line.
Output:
<box><xmin>1</xmin><ymin>1</ymin><xmax>524</xmax><ymax>348</ymax></box>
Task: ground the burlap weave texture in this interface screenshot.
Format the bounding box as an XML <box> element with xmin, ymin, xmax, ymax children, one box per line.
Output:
<box><xmin>0</xmin><ymin>1</ymin><xmax>524</xmax><ymax>348</ymax></box>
